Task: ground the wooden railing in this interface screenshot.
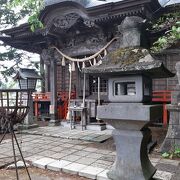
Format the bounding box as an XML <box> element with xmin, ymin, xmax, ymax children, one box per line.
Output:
<box><xmin>33</xmin><ymin>91</ymin><xmax>76</xmax><ymax>120</ymax></box>
<box><xmin>152</xmin><ymin>90</ymin><xmax>172</xmax><ymax>127</ymax></box>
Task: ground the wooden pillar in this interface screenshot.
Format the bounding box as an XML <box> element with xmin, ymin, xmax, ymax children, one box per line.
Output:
<box><xmin>49</xmin><ymin>49</ymin><xmax>60</xmax><ymax>126</ymax></box>
<box><xmin>45</xmin><ymin>64</ymin><xmax>50</xmax><ymax>92</ymax></box>
<box><xmin>40</xmin><ymin>56</ymin><xmax>45</xmax><ymax>93</ymax></box>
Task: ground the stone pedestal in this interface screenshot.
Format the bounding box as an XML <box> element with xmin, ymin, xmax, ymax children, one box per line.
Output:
<box><xmin>108</xmin><ymin>128</ymin><xmax>156</xmax><ymax>180</ymax></box>
<box><xmin>160</xmin><ymin>104</ymin><xmax>180</xmax><ymax>152</ymax></box>
<box><xmin>97</xmin><ymin>103</ymin><xmax>162</xmax><ymax>180</ymax></box>
<box><xmin>160</xmin><ymin>81</ymin><xmax>180</xmax><ymax>152</ymax></box>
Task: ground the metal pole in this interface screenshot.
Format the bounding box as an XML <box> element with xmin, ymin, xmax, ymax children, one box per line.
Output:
<box><xmin>11</xmin><ymin>125</ymin><xmax>19</xmax><ymax>180</ymax></box>
<box><xmin>12</xmin><ymin>130</ymin><xmax>31</xmax><ymax>180</ymax></box>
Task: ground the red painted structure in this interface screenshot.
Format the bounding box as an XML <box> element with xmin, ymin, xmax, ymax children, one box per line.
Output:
<box><xmin>152</xmin><ymin>90</ymin><xmax>172</xmax><ymax>127</ymax></box>
<box><xmin>33</xmin><ymin>90</ymin><xmax>172</xmax><ymax>126</ymax></box>
<box><xmin>33</xmin><ymin>91</ymin><xmax>76</xmax><ymax>120</ymax></box>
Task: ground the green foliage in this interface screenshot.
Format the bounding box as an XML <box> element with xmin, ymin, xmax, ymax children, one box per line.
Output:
<box><xmin>9</xmin><ymin>0</ymin><xmax>44</xmax><ymax>31</ymax></box>
<box><xmin>150</xmin><ymin>12</ymin><xmax>180</xmax><ymax>52</ymax></box>
<box><xmin>162</xmin><ymin>145</ymin><xmax>180</xmax><ymax>159</ymax></box>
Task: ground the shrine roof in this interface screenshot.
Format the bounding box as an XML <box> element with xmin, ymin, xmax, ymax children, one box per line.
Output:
<box><xmin>83</xmin><ymin>47</ymin><xmax>175</xmax><ymax>78</ymax></box>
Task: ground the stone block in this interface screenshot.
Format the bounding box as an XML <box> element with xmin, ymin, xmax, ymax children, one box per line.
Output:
<box><xmin>33</xmin><ymin>157</ymin><xmax>56</xmax><ymax>169</ymax></box>
<box><xmin>75</xmin><ymin>157</ymin><xmax>97</xmax><ymax>165</ymax></box>
<box><xmin>62</xmin><ymin>163</ymin><xmax>87</xmax><ymax>175</ymax></box>
<box><xmin>47</xmin><ymin>160</ymin><xmax>72</xmax><ymax>171</ymax></box>
<box><xmin>62</xmin><ymin>155</ymin><xmax>81</xmax><ymax>162</ymax></box>
<box><xmin>24</xmin><ymin>155</ymin><xmax>43</xmax><ymax>163</ymax></box>
<box><xmin>97</xmin><ymin>170</ymin><xmax>110</xmax><ymax>180</ymax></box>
<box><xmin>153</xmin><ymin>170</ymin><xmax>173</xmax><ymax>180</ymax></box>
<box><xmin>79</xmin><ymin>166</ymin><xmax>105</xmax><ymax>179</ymax></box>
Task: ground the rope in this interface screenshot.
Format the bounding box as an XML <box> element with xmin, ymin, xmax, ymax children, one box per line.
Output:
<box><xmin>51</xmin><ymin>37</ymin><xmax>118</xmax><ymax>62</ymax></box>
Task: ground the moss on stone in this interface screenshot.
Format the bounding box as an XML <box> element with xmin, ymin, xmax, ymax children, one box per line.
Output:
<box><xmin>107</xmin><ymin>47</ymin><xmax>149</xmax><ymax>66</ymax></box>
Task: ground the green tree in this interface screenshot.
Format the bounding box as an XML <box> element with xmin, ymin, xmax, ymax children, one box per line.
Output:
<box><xmin>0</xmin><ymin>0</ymin><xmax>40</xmax><ymax>87</ymax></box>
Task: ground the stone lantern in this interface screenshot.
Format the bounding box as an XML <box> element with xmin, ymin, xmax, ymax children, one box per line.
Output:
<box><xmin>84</xmin><ymin>48</ymin><xmax>174</xmax><ymax>180</ymax></box>
<box><xmin>14</xmin><ymin>68</ymin><xmax>41</xmax><ymax>129</ymax></box>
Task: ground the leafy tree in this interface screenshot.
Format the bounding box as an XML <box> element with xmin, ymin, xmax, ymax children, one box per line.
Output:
<box><xmin>150</xmin><ymin>11</ymin><xmax>180</xmax><ymax>52</ymax></box>
<box><xmin>0</xmin><ymin>0</ymin><xmax>40</xmax><ymax>87</ymax></box>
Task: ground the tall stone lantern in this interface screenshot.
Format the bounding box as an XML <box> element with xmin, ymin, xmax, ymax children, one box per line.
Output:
<box><xmin>84</xmin><ymin>48</ymin><xmax>174</xmax><ymax>180</ymax></box>
<box><xmin>161</xmin><ymin>61</ymin><xmax>180</xmax><ymax>152</ymax></box>
<box><xmin>14</xmin><ymin>68</ymin><xmax>41</xmax><ymax>129</ymax></box>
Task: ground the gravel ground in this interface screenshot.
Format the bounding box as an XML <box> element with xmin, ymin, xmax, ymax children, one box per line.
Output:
<box><xmin>0</xmin><ymin>167</ymin><xmax>89</xmax><ymax>180</ymax></box>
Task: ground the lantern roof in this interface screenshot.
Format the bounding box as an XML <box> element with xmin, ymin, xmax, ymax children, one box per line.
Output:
<box><xmin>83</xmin><ymin>48</ymin><xmax>175</xmax><ymax>78</ymax></box>
<box><xmin>14</xmin><ymin>68</ymin><xmax>41</xmax><ymax>80</ymax></box>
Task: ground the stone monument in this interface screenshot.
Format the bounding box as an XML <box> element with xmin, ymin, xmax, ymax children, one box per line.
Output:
<box><xmin>160</xmin><ymin>61</ymin><xmax>180</xmax><ymax>152</ymax></box>
<box><xmin>83</xmin><ymin>16</ymin><xmax>174</xmax><ymax>180</ymax></box>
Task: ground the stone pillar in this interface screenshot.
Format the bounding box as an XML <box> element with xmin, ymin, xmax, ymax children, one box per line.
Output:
<box><xmin>48</xmin><ymin>49</ymin><xmax>60</xmax><ymax>126</ymax></box>
<box><xmin>108</xmin><ymin>128</ymin><xmax>156</xmax><ymax>180</ymax></box>
<box><xmin>22</xmin><ymin>94</ymin><xmax>38</xmax><ymax>129</ymax></box>
<box><xmin>161</xmin><ymin>61</ymin><xmax>180</xmax><ymax>152</ymax></box>
<box><xmin>118</xmin><ymin>16</ymin><xmax>143</xmax><ymax>48</ymax></box>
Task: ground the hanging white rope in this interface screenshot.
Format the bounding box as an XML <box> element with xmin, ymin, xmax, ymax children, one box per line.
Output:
<box><xmin>66</xmin><ymin>65</ymin><xmax>72</xmax><ymax>120</ymax></box>
<box><xmin>51</xmin><ymin>37</ymin><xmax>118</xmax><ymax>63</ymax></box>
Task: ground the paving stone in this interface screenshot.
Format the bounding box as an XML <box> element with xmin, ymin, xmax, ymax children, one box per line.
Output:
<box><xmin>25</xmin><ymin>155</ymin><xmax>44</xmax><ymax>163</ymax></box>
<box><xmin>96</xmin><ymin>150</ymin><xmax>112</xmax><ymax>155</ymax></box>
<box><xmin>37</xmin><ymin>150</ymin><xmax>56</xmax><ymax>157</ymax></box>
<box><xmin>47</xmin><ymin>160</ymin><xmax>72</xmax><ymax>171</ymax></box>
<box><xmin>97</xmin><ymin>170</ymin><xmax>110</xmax><ymax>180</ymax></box>
<box><xmin>62</xmin><ymin>162</ymin><xmax>87</xmax><ymax>175</ymax></box>
<box><xmin>83</xmin><ymin>147</ymin><xmax>98</xmax><ymax>152</ymax></box>
<box><xmin>86</xmin><ymin>153</ymin><xmax>104</xmax><ymax>159</ymax></box>
<box><xmin>99</xmin><ymin>155</ymin><xmax>115</xmax><ymax>162</ymax></box>
<box><xmin>155</xmin><ymin>163</ymin><xmax>178</xmax><ymax>173</ymax></box>
<box><xmin>33</xmin><ymin>157</ymin><xmax>56</xmax><ymax>169</ymax></box>
<box><xmin>91</xmin><ymin>162</ymin><xmax>110</xmax><ymax>169</ymax></box>
<box><xmin>150</xmin><ymin>158</ymin><xmax>161</xmax><ymax>164</ymax></box>
<box><xmin>75</xmin><ymin>157</ymin><xmax>97</xmax><ymax>165</ymax></box>
<box><xmin>49</xmin><ymin>153</ymin><xmax>67</xmax><ymax>159</ymax></box>
<box><xmin>92</xmin><ymin>135</ymin><xmax>111</xmax><ymax>143</ymax></box>
<box><xmin>51</xmin><ymin>146</ymin><xmax>65</xmax><ymax>152</ymax></box>
<box><xmin>73</xmin><ymin>145</ymin><xmax>86</xmax><ymax>150</ymax></box>
<box><xmin>95</xmin><ymin>160</ymin><xmax>113</xmax><ymax>166</ymax></box>
<box><xmin>79</xmin><ymin>166</ymin><xmax>105</xmax><ymax>179</ymax></box>
<box><xmin>62</xmin><ymin>155</ymin><xmax>82</xmax><ymax>162</ymax></box>
<box><xmin>153</xmin><ymin>170</ymin><xmax>174</xmax><ymax>180</ymax></box>
<box><xmin>74</xmin><ymin>150</ymin><xmax>90</xmax><ymax>157</ymax></box>
<box><xmin>160</xmin><ymin>159</ymin><xmax>180</xmax><ymax>166</ymax></box>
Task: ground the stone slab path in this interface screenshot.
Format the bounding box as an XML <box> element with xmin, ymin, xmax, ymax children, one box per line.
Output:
<box><xmin>20</xmin><ymin>126</ymin><xmax>112</xmax><ymax>143</ymax></box>
<box><xmin>0</xmin><ymin>128</ymin><xmax>179</xmax><ymax>180</ymax></box>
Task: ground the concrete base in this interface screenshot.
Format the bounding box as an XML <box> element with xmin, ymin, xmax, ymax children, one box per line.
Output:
<box><xmin>86</xmin><ymin>124</ymin><xmax>106</xmax><ymax>131</ymax></box>
<box><xmin>108</xmin><ymin>128</ymin><xmax>156</xmax><ymax>180</ymax></box>
<box><xmin>18</xmin><ymin>124</ymin><xmax>38</xmax><ymax>130</ymax></box>
<box><xmin>48</xmin><ymin>120</ymin><xmax>60</xmax><ymax>126</ymax></box>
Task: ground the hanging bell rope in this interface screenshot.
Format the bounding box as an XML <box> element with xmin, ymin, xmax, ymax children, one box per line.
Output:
<box><xmin>51</xmin><ymin>37</ymin><xmax>118</xmax><ymax>63</ymax></box>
